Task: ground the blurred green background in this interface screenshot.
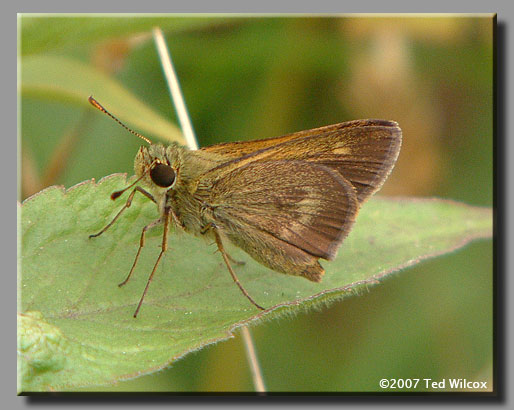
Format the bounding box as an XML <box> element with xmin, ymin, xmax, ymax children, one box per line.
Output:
<box><xmin>19</xmin><ymin>15</ymin><xmax>493</xmax><ymax>392</ymax></box>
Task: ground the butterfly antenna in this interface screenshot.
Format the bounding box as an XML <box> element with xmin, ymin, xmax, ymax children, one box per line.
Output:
<box><xmin>88</xmin><ymin>96</ymin><xmax>153</xmax><ymax>145</ymax></box>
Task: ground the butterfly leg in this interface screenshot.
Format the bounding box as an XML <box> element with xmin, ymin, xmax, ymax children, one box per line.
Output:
<box><xmin>199</xmin><ymin>223</ymin><xmax>244</xmax><ymax>265</ymax></box>
<box><xmin>118</xmin><ymin>216</ymin><xmax>163</xmax><ymax>288</ymax></box>
<box><xmin>131</xmin><ymin>207</ymin><xmax>172</xmax><ymax>318</ymax></box>
<box><xmin>227</xmin><ymin>254</ymin><xmax>246</xmax><ymax>266</ymax></box>
<box><xmin>204</xmin><ymin>224</ymin><xmax>265</xmax><ymax>311</ymax></box>
<box><xmin>89</xmin><ymin>186</ymin><xmax>156</xmax><ymax>238</ymax></box>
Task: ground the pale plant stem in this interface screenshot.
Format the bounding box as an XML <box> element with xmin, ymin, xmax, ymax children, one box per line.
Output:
<box><xmin>152</xmin><ymin>27</ymin><xmax>198</xmax><ymax>150</ymax></box>
<box><xmin>241</xmin><ymin>326</ymin><xmax>267</xmax><ymax>393</ymax></box>
<box><xmin>152</xmin><ymin>27</ymin><xmax>266</xmax><ymax>393</ymax></box>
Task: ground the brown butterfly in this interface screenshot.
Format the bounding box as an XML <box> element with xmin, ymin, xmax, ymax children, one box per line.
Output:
<box><xmin>88</xmin><ymin>97</ymin><xmax>401</xmax><ymax>317</ymax></box>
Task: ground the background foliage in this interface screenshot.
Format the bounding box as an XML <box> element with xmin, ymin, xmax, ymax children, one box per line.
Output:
<box><xmin>19</xmin><ymin>15</ymin><xmax>493</xmax><ymax>391</ymax></box>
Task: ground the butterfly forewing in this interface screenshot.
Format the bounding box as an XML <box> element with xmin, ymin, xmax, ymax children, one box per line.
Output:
<box><xmin>201</xmin><ymin>119</ymin><xmax>401</xmax><ymax>204</ymax></box>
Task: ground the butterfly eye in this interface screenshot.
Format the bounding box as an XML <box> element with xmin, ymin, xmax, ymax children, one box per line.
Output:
<box><xmin>150</xmin><ymin>163</ymin><xmax>176</xmax><ymax>188</ymax></box>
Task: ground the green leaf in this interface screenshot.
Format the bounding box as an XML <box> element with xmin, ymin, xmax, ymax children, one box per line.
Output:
<box><xmin>18</xmin><ymin>175</ymin><xmax>492</xmax><ymax>391</ymax></box>
<box><xmin>19</xmin><ymin>15</ymin><xmax>235</xmax><ymax>55</ymax></box>
<box><xmin>20</xmin><ymin>55</ymin><xmax>183</xmax><ymax>144</ymax></box>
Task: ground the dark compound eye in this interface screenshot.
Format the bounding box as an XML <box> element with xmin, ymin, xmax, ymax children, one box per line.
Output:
<box><xmin>150</xmin><ymin>163</ymin><xmax>176</xmax><ymax>188</ymax></box>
